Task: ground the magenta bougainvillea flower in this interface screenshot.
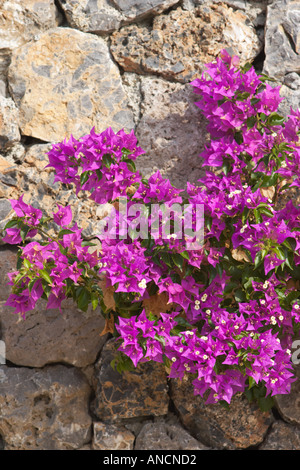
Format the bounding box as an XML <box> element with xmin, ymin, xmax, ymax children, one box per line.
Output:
<box><xmin>4</xmin><ymin>49</ymin><xmax>300</xmax><ymax>409</ymax></box>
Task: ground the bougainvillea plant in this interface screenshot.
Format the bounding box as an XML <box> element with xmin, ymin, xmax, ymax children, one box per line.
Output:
<box><xmin>3</xmin><ymin>49</ymin><xmax>300</xmax><ymax>410</ymax></box>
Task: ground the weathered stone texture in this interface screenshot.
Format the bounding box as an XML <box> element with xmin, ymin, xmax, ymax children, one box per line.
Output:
<box><xmin>0</xmin><ymin>0</ymin><xmax>61</xmax><ymax>51</ymax></box>
<box><xmin>263</xmin><ymin>0</ymin><xmax>300</xmax><ymax>81</ymax></box>
<box><xmin>92</xmin><ymin>422</ymin><xmax>135</xmax><ymax>450</ymax></box>
<box><xmin>57</xmin><ymin>0</ymin><xmax>123</xmax><ymax>33</ymax></box>
<box><xmin>0</xmin><ymin>365</ymin><xmax>92</xmax><ymax>450</ymax></box>
<box><xmin>1</xmin><ymin>299</ymin><xmax>108</xmax><ymax>368</ymax></box>
<box><xmin>57</xmin><ymin>0</ymin><xmax>180</xmax><ymax>34</ymax></box>
<box><xmin>0</xmin><ymin>143</ymin><xmax>101</xmax><ymax>241</ymax></box>
<box><xmin>135</xmin><ymin>417</ymin><xmax>209</xmax><ymax>450</ymax></box>
<box><xmin>135</xmin><ymin>76</ymin><xmax>207</xmax><ymax>188</ymax></box>
<box><xmin>111</xmin><ymin>4</ymin><xmax>262</xmax><ymax>84</ymax></box>
<box><xmin>0</xmin><ymin>248</ymin><xmax>107</xmax><ymax>367</ymax></box>
<box><xmin>112</xmin><ymin>0</ymin><xmax>180</xmax><ymax>18</ymax></box>
<box><xmin>1</xmin><ymin>297</ymin><xmax>107</xmax><ymax>369</ymax></box>
<box><xmin>0</xmin><ymin>96</ymin><xmax>20</xmax><ymax>150</ymax></box>
<box><xmin>170</xmin><ymin>377</ymin><xmax>274</xmax><ymax>449</ymax></box>
<box><xmin>92</xmin><ymin>339</ymin><xmax>169</xmax><ymax>421</ymax></box>
<box><xmin>259</xmin><ymin>421</ymin><xmax>300</xmax><ymax>450</ymax></box>
<box><xmin>7</xmin><ymin>28</ymin><xmax>134</xmax><ymax>142</ymax></box>
<box><xmin>275</xmin><ymin>365</ymin><xmax>300</xmax><ymax>426</ymax></box>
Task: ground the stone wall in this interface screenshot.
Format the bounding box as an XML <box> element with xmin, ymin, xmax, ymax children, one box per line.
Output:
<box><xmin>1</xmin><ymin>0</ymin><xmax>300</xmax><ymax>450</ymax></box>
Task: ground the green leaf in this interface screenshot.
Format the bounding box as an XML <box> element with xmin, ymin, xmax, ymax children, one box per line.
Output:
<box><xmin>4</xmin><ymin>218</ymin><xmax>19</xmax><ymax>230</ymax></box>
<box><xmin>16</xmin><ymin>250</ymin><xmax>23</xmax><ymax>270</ymax></box>
<box><xmin>224</xmin><ymin>281</ymin><xmax>238</xmax><ymax>294</ymax></box>
<box><xmin>259</xmin><ymin>112</ymin><xmax>267</xmax><ymax>122</ymax></box>
<box><xmin>95</xmin><ymin>169</ymin><xmax>102</xmax><ymax>180</ymax></box>
<box><xmin>39</xmin><ymin>269</ymin><xmax>52</xmax><ymax>285</ymax></box>
<box><xmin>254</xmin><ymin>249</ymin><xmax>268</xmax><ymax>269</ymax></box>
<box><xmin>125</xmin><ymin>160</ymin><xmax>136</xmax><ymax>173</ymax></box>
<box><xmin>58</xmin><ymin>229</ymin><xmax>74</xmax><ymax>237</ymax></box>
<box><xmin>235</xmin><ymin>91</ymin><xmax>251</xmax><ymax>101</ymax></box>
<box><xmin>28</xmin><ymin>279</ymin><xmax>37</xmax><ymax>293</ymax></box>
<box><xmin>174</xmin><ymin>315</ymin><xmax>193</xmax><ymax>328</ymax></box>
<box><xmin>81</xmin><ymin>241</ymin><xmax>97</xmax><ymax>247</ymax></box>
<box><xmin>248</xmin><ymin>376</ymin><xmax>257</xmax><ymax>390</ymax></box>
<box><xmin>240</xmin><ymin>62</ymin><xmax>253</xmax><ymax>73</ymax></box>
<box><xmin>20</xmin><ymin>225</ymin><xmax>30</xmax><ymax>241</ymax></box>
<box><xmin>259</xmin><ymin>73</ymin><xmax>276</xmax><ymax>83</ymax></box>
<box><xmin>23</xmin><ymin>258</ymin><xmax>32</xmax><ymax>269</ymax></box>
<box><xmin>266</xmin><ymin>112</ymin><xmax>285</xmax><ymax>127</ymax></box>
<box><xmin>77</xmin><ymin>287</ymin><xmax>90</xmax><ymax>312</ymax></box>
<box><xmin>222</xmin><ymin>158</ymin><xmax>230</xmax><ymax>176</ymax></box>
<box><xmin>180</xmin><ymin>251</ymin><xmax>190</xmax><ymax>260</ymax></box>
<box><xmin>58</xmin><ymin>243</ymin><xmax>68</xmax><ymax>255</ymax></box>
<box><xmin>80</xmin><ymin>171</ymin><xmax>90</xmax><ymax>186</ymax></box>
<box><xmin>273</xmin><ymin>246</ymin><xmax>286</xmax><ymax>261</ymax></box>
<box><xmin>259</xmin><ymin>206</ymin><xmax>274</xmax><ymax>218</ymax></box>
<box><xmin>160</xmin><ymin>252</ymin><xmax>173</xmax><ymax>268</ymax></box>
<box><xmin>253</xmin><ymin>208</ymin><xmax>262</xmax><ymax>224</ymax></box>
<box><xmin>172</xmin><ymin>253</ymin><xmax>184</xmax><ymax>271</ymax></box>
<box><xmin>246</xmin><ymin>115</ymin><xmax>257</xmax><ymax>129</ymax></box>
<box><xmin>257</xmin><ymin>395</ymin><xmax>275</xmax><ymax>412</ymax></box>
<box><xmin>102</xmin><ymin>154</ymin><xmax>114</xmax><ymax>168</ymax></box>
<box><xmin>91</xmin><ymin>292</ymin><xmax>99</xmax><ymax>311</ymax></box>
<box><xmin>234</xmin><ymin>288</ymin><xmax>246</xmax><ymax>303</ymax></box>
<box><xmin>281</xmin><ymin>238</ymin><xmax>296</xmax><ymax>251</ymax></box>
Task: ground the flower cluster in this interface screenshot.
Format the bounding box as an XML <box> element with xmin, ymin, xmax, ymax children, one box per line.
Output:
<box><xmin>46</xmin><ymin>127</ymin><xmax>144</xmax><ymax>203</ymax></box>
<box><xmin>3</xmin><ymin>49</ymin><xmax>300</xmax><ymax>409</ymax></box>
<box><xmin>4</xmin><ymin>201</ymin><xmax>101</xmax><ymax>316</ymax></box>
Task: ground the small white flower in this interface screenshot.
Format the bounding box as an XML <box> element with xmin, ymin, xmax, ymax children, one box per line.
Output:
<box><xmin>203</xmin><ymin>355</ymin><xmax>208</xmax><ymax>360</ymax></box>
<box><xmin>195</xmin><ymin>300</ymin><xmax>200</xmax><ymax>305</ymax></box>
<box><xmin>171</xmin><ymin>357</ymin><xmax>177</xmax><ymax>362</ymax></box>
<box><xmin>201</xmin><ymin>294</ymin><xmax>207</xmax><ymax>302</ymax></box>
<box><xmin>270</xmin><ymin>316</ymin><xmax>277</xmax><ymax>325</ymax></box>
<box><xmin>185</xmin><ymin>331</ymin><xmax>194</xmax><ymax>336</ymax></box>
<box><xmin>138</xmin><ymin>279</ymin><xmax>147</xmax><ymax>289</ymax></box>
<box><xmin>246</xmin><ymin>198</ymin><xmax>252</xmax><ymax>203</ymax></box>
